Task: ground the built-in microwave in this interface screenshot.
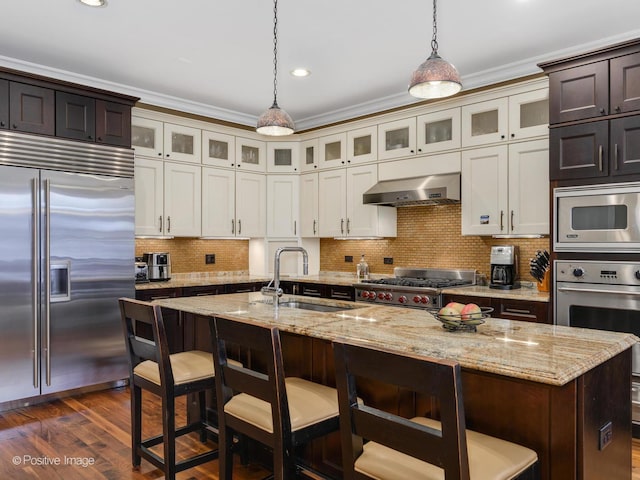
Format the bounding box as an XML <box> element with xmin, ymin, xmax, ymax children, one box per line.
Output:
<box><xmin>554</xmin><ymin>182</ymin><xmax>640</xmax><ymax>252</ymax></box>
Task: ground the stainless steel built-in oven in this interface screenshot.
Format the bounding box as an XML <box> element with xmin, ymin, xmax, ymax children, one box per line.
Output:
<box><xmin>554</xmin><ymin>260</ymin><xmax>640</xmax><ymax>428</ymax></box>
<box><xmin>554</xmin><ymin>182</ymin><xmax>640</xmax><ymax>252</ymax></box>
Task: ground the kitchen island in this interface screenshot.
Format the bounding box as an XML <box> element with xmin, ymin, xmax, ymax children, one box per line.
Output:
<box><xmin>153</xmin><ymin>292</ymin><xmax>636</xmax><ymax>480</ymax></box>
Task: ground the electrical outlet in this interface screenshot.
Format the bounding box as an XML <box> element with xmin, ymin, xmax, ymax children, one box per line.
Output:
<box><xmin>384</xmin><ymin>257</ymin><xmax>394</xmax><ymax>265</ymax></box>
<box><xmin>599</xmin><ymin>421</ymin><xmax>612</xmax><ymax>450</ymax></box>
<box><xmin>345</xmin><ymin>255</ymin><xmax>353</xmax><ymax>263</ymax></box>
<box><xmin>205</xmin><ymin>254</ymin><xmax>216</xmax><ymax>264</ymax></box>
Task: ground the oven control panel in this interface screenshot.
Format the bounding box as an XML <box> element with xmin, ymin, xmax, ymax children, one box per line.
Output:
<box><xmin>555</xmin><ymin>260</ymin><xmax>640</xmax><ymax>285</ymax></box>
<box><xmin>355</xmin><ymin>289</ymin><xmax>439</xmax><ymax>308</ymax></box>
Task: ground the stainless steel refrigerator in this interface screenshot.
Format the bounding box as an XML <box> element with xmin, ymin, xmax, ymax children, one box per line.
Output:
<box><xmin>0</xmin><ymin>131</ymin><xmax>135</xmax><ymax>406</ymax></box>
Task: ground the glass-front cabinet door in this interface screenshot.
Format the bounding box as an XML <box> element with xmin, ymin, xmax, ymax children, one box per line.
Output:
<box><xmin>377</xmin><ymin>118</ymin><xmax>417</xmax><ymax>160</ymax></box>
<box><xmin>347</xmin><ymin>126</ymin><xmax>377</xmax><ymax>164</ymax></box>
<box><xmin>235</xmin><ymin>137</ymin><xmax>266</xmax><ymax>172</ymax></box>
<box><xmin>461</xmin><ymin>98</ymin><xmax>509</xmax><ymax>147</ymax></box>
<box><xmin>163</xmin><ymin>123</ymin><xmax>201</xmax><ymax>163</ymax></box>
<box><xmin>202</xmin><ymin>130</ymin><xmax>236</xmax><ymax>168</ymax></box>
<box><xmin>267</xmin><ymin>141</ymin><xmax>300</xmax><ymax>173</ymax></box>
<box><xmin>417</xmin><ymin>107</ymin><xmax>461</xmax><ymax>154</ymax></box>
<box><xmin>131</xmin><ymin>117</ymin><xmax>164</xmax><ymax>158</ymax></box>
<box><xmin>508</xmin><ymin>89</ymin><xmax>549</xmax><ymax>140</ymax></box>
<box><xmin>319</xmin><ymin>133</ymin><xmax>347</xmax><ymax>169</ymax></box>
<box><xmin>300</xmin><ymin>139</ymin><xmax>318</xmax><ymax>172</ymax></box>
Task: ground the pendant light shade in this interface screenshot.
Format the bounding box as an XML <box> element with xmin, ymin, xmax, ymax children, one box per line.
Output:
<box><xmin>409</xmin><ymin>0</ymin><xmax>461</xmax><ymax>99</ymax></box>
<box><xmin>257</xmin><ymin>0</ymin><xmax>295</xmax><ymax>136</ymax></box>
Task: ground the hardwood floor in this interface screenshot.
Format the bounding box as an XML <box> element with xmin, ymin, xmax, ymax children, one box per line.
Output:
<box><xmin>0</xmin><ymin>386</ymin><xmax>639</xmax><ymax>479</ymax></box>
<box><xmin>0</xmin><ymin>386</ymin><xmax>269</xmax><ymax>479</ymax></box>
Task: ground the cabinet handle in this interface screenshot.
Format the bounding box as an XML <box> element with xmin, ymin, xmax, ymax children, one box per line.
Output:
<box><xmin>159</xmin><ymin>215</ymin><xmax>163</xmax><ymax>233</ymax></box>
<box><xmin>615</xmin><ymin>106</ymin><xmax>622</xmax><ymax>113</ymax></box>
<box><xmin>503</xmin><ymin>308</ymin><xmax>536</xmax><ymax>319</ymax></box>
<box><xmin>231</xmin><ymin>219</ymin><xmax>235</xmax><ymax>234</ymax></box>
<box><xmin>341</xmin><ymin>218</ymin><xmax>344</xmax><ymax>234</ymax></box>
<box><xmin>614</xmin><ymin>144</ymin><xmax>619</xmax><ymax>171</ymax></box>
<box><xmin>167</xmin><ymin>216</ymin><xmax>171</xmax><ymax>233</ymax></box>
<box><xmin>599</xmin><ymin>108</ymin><xmax>606</xmax><ymax>115</ymax></box>
<box><xmin>238</xmin><ymin>219</ymin><xmax>241</xmax><ymax>235</ymax></box>
<box><xmin>0</xmin><ymin>121</ymin><xmax>5</xmax><ymax>127</ymax></box>
<box><xmin>332</xmin><ymin>291</ymin><xmax>352</xmax><ymax>300</ymax></box>
<box><xmin>598</xmin><ymin>145</ymin><xmax>603</xmax><ymax>172</ymax></box>
<box><xmin>500</xmin><ymin>210</ymin><xmax>504</xmax><ymax>231</ymax></box>
<box><xmin>510</xmin><ymin>210</ymin><xmax>514</xmax><ymax>232</ymax></box>
<box><xmin>313</xmin><ymin>219</ymin><xmax>317</xmax><ymax>235</ymax></box>
<box><xmin>294</xmin><ymin>220</ymin><xmax>297</xmax><ymax>235</ymax></box>
<box><xmin>347</xmin><ymin>218</ymin><xmax>351</xmax><ymax>234</ymax></box>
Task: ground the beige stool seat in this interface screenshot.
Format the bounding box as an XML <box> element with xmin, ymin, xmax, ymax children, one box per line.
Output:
<box><xmin>355</xmin><ymin>417</ymin><xmax>538</xmax><ymax>480</ymax></box>
<box><xmin>224</xmin><ymin>377</ymin><xmax>339</xmax><ymax>433</ymax></box>
<box><xmin>135</xmin><ymin>351</ymin><xmax>241</xmax><ymax>386</ymax></box>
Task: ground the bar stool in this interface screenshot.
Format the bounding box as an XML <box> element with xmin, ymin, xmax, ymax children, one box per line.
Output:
<box><xmin>119</xmin><ymin>298</ymin><xmax>219</xmax><ymax>480</ymax></box>
<box><xmin>210</xmin><ymin>316</ymin><xmax>340</xmax><ymax>480</ymax></box>
<box><xmin>332</xmin><ymin>341</ymin><xmax>540</xmax><ymax>480</ymax></box>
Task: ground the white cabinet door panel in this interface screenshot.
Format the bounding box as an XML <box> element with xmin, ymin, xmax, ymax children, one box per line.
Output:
<box><xmin>202</xmin><ymin>167</ymin><xmax>235</xmax><ymax>237</ymax></box>
<box><xmin>164</xmin><ymin>162</ymin><xmax>201</xmax><ymax>236</ymax></box>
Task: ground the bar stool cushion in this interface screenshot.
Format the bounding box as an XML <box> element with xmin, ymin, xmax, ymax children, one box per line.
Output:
<box><xmin>224</xmin><ymin>377</ymin><xmax>339</xmax><ymax>433</ymax></box>
<box><xmin>355</xmin><ymin>416</ymin><xmax>538</xmax><ymax>480</ymax></box>
<box><xmin>134</xmin><ymin>351</ymin><xmax>214</xmax><ymax>386</ymax></box>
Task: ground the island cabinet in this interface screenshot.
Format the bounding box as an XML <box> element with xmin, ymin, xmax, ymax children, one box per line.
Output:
<box><xmin>135</xmin><ymin>287</ymin><xmax>183</xmax><ymax>353</ymax></box>
<box><xmin>442</xmin><ymin>293</ymin><xmax>550</xmax><ymax>324</ymax></box>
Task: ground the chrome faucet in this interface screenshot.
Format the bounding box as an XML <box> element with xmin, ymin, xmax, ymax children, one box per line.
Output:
<box><xmin>261</xmin><ymin>246</ymin><xmax>309</xmax><ymax>305</ymax></box>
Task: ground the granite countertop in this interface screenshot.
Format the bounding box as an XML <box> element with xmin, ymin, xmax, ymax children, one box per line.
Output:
<box><xmin>153</xmin><ymin>292</ymin><xmax>636</xmax><ymax>387</ymax></box>
<box><xmin>441</xmin><ymin>284</ymin><xmax>550</xmax><ymax>303</ymax></box>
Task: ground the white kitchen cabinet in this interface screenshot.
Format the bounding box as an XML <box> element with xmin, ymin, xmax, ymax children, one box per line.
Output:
<box><xmin>235</xmin><ymin>137</ymin><xmax>266</xmax><ymax>172</ymax></box>
<box><xmin>300</xmin><ymin>139</ymin><xmax>319</xmax><ymax>172</ymax></box>
<box><xmin>266</xmin><ymin>175</ymin><xmax>299</xmax><ymax>237</ymax></box>
<box><xmin>131</xmin><ymin>117</ymin><xmax>201</xmax><ymax>163</ymax></box>
<box><xmin>134</xmin><ymin>157</ymin><xmax>164</xmax><ymax>235</ymax></box>
<box><xmin>462</xmin><ymin>90</ymin><xmax>549</xmax><ymax>147</ymax></box>
<box><xmin>267</xmin><ymin>142</ymin><xmax>300</xmax><ymax>173</ymax></box>
<box><xmin>131</xmin><ymin>117</ymin><xmax>164</xmax><ymax>158</ymax></box>
<box><xmin>461</xmin><ymin>140</ymin><xmax>548</xmax><ymax>235</ymax></box>
<box><xmin>416</xmin><ymin>107</ymin><xmax>461</xmax><ymax>154</ymax></box>
<box><xmin>347</xmin><ymin>126</ymin><xmax>377</xmax><ymax>164</ymax></box>
<box><xmin>202</xmin><ymin>168</ymin><xmax>266</xmax><ymax>238</ymax></box>
<box><xmin>461</xmin><ymin>98</ymin><xmax>509</xmax><ymax>147</ymax></box>
<box><xmin>134</xmin><ymin>157</ymin><xmax>201</xmax><ymax>236</ymax></box>
<box><xmin>318</xmin><ymin>165</ymin><xmax>396</xmax><ymax>238</ymax></box>
<box><xmin>202</xmin><ymin>130</ymin><xmax>235</xmax><ymax>168</ymax></box>
<box><xmin>377</xmin><ymin>117</ymin><xmax>417</xmax><ymax>160</ymax></box>
<box><xmin>508</xmin><ymin>89</ymin><xmax>549</xmax><ymax>140</ymax></box>
<box><xmin>164</xmin><ymin>161</ymin><xmax>201</xmax><ymax>235</ymax></box>
<box><xmin>319</xmin><ymin>132</ymin><xmax>347</xmax><ymax>169</ymax></box>
<box><xmin>299</xmin><ymin>172</ymin><xmax>319</xmax><ymax>237</ymax></box>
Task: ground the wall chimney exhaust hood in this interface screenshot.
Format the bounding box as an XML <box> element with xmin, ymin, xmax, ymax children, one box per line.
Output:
<box><xmin>362</xmin><ymin>173</ymin><xmax>460</xmax><ymax>206</ymax></box>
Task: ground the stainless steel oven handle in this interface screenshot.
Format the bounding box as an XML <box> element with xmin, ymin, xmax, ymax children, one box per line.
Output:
<box><xmin>557</xmin><ymin>286</ymin><xmax>640</xmax><ymax>297</ymax></box>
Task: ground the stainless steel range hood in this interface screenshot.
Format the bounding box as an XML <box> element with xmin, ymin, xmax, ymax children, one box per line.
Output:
<box><xmin>362</xmin><ymin>173</ymin><xmax>460</xmax><ymax>206</ymax></box>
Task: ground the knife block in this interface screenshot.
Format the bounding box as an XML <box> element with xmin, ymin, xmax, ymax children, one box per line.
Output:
<box><xmin>537</xmin><ymin>269</ymin><xmax>550</xmax><ymax>292</ymax></box>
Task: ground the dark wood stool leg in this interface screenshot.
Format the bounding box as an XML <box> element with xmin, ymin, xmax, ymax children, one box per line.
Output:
<box><xmin>163</xmin><ymin>394</ymin><xmax>177</xmax><ymax>480</ymax></box>
<box><xmin>131</xmin><ymin>384</ymin><xmax>142</xmax><ymax>467</ymax></box>
<box><xmin>198</xmin><ymin>390</ymin><xmax>207</xmax><ymax>443</ymax></box>
<box><xmin>219</xmin><ymin>423</ymin><xmax>234</xmax><ymax>480</ymax></box>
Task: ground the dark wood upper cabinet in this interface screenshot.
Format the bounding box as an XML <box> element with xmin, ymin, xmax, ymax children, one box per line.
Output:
<box><xmin>549</xmin><ymin>60</ymin><xmax>609</xmax><ymax>124</ymax></box>
<box><xmin>95</xmin><ymin>100</ymin><xmax>131</xmax><ymax>147</ymax></box>
<box><xmin>610</xmin><ymin>51</ymin><xmax>640</xmax><ymax>115</ymax></box>
<box><xmin>550</xmin><ymin>121</ymin><xmax>608</xmax><ymax>180</ymax></box>
<box><xmin>9</xmin><ymin>82</ymin><xmax>55</xmax><ymax>135</ymax></box>
<box><xmin>56</xmin><ymin>92</ymin><xmax>95</xmax><ymax>142</ymax></box>
<box><xmin>0</xmin><ymin>79</ymin><xmax>8</xmax><ymax>129</ymax></box>
<box><xmin>611</xmin><ymin>115</ymin><xmax>640</xmax><ymax>176</ymax></box>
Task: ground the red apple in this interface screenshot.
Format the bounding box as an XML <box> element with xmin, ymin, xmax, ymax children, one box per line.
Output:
<box><xmin>460</xmin><ymin>303</ymin><xmax>482</xmax><ymax>320</ymax></box>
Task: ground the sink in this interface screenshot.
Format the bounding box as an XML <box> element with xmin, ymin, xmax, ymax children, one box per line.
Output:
<box><xmin>278</xmin><ymin>301</ymin><xmax>356</xmax><ymax>313</ymax></box>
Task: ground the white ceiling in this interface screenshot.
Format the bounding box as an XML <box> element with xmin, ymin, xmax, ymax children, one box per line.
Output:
<box><xmin>2</xmin><ymin>0</ymin><xmax>640</xmax><ymax>131</ymax></box>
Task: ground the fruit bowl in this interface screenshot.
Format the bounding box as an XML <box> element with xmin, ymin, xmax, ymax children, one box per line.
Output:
<box><xmin>428</xmin><ymin>307</ymin><xmax>493</xmax><ymax>332</ymax></box>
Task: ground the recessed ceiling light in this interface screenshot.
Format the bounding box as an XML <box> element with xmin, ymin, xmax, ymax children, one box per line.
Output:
<box><xmin>78</xmin><ymin>0</ymin><xmax>107</xmax><ymax>7</ymax></box>
<box><xmin>290</xmin><ymin>68</ymin><xmax>311</xmax><ymax>78</ymax></box>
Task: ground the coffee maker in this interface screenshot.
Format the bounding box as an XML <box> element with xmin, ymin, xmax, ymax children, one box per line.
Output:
<box><xmin>489</xmin><ymin>245</ymin><xmax>520</xmax><ymax>290</ymax></box>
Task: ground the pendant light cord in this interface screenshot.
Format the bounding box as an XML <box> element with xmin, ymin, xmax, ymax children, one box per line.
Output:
<box><xmin>271</xmin><ymin>0</ymin><xmax>279</xmax><ymax>107</ymax></box>
<box><xmin>431</xmin><ymin>0</ymin><xmax>439</xmax><ymax>54</ymax></box>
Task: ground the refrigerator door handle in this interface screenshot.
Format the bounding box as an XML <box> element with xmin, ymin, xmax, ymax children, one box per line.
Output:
<box><xmin>32</xmin><ymin>177</ymin><xmax>40</xmax><ymax>389</ymax></box>
<box><xmin>44</xmin><ymin>179</ymin><xmax>51</xmax><ymax>387</ymax></box>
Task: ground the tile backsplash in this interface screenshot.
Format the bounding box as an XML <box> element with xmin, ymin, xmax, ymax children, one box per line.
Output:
<box><xmin>136</xmin><ymin>204</ymin><xmax>549</xmax><ymax>282</ymax></box>
<box><xmin>319</xmin><ymin>204</ymin><xmax>549</xmax><ymax>282</ymax></box>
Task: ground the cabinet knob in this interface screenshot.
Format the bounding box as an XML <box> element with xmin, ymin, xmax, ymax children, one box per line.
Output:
<box><xmin>87</xmin><ymin>135</ymin><xmax>93</xmax><ymax>140</ymax></box>
<box><xmin>615</xmin><ymin>106</ymin><xmax>622</xmax><ymax>113</ymax></box>
<box><xmin>511</xmin><ymin>133</ymin><xmax>515</xmax><ymax>138</ymax></box>
<box><xmin>410</xmin><ymin>150</ymin><xmax>414</xmax><ymax>153</ymax></box>
<box><xmin>599</xmin><ymin>108</ymin><xmax>606</xmax><ymax>115</ymax></box>
<box><xmin>501</xmin><ymin>134</ymin><xmax>505</xmax><ymax>139</ymax></box>
<box><xmin>314</xmin><ymin>165</ymin><xmax>317</xmax><ymax>169</ymax></box>
<box><xmin>97</xmin><ymin>137</ymin><xmax>102</xmax><ymax>141</ymax></box>
<box><xmin>166</xmin><ymin>154</ymin><xmax>170</xmax><ymax>157</ymax></box>
<box><xmin>158</xmin><ymin>152</ymin><xmax>162</xmax><ymax>156</ymax></box>
<box><xmin>0</xmin><ymin>121</ymin><xmax>5</xmax><ymax>127</ymax></box>
<box><xmin>12</xmin><ymin>124</ymin><xmax>17</xmax><ymax>129</ymax></box>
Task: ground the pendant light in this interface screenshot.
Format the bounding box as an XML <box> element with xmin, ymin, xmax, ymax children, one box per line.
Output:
<box><xmin>408</xmin><ymin>0</ymin><xmax>462</xmax><ymax>99</ymax></box>
<box><xmin>256</xmin><ymin>0</ymin><xmax>295</xmax><ymax>136</ymax></box>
